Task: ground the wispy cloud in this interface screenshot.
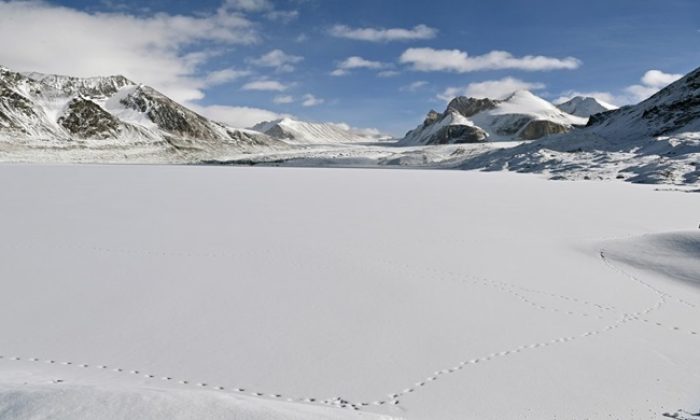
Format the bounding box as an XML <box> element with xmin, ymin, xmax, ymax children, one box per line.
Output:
<box><xmin>0</xmin><ymin>1</ymin><xmax>259</xmax><ymax>103</ymax></box>
<box><xmin>190</xmin><ymin>104</ymin><xmax>289</xmax><ymax>128</ymax></box>
<box><xmin>265</xmin><ymin>9</ymin><xmax>299</xmax><ymax>23</ymax></box>
<box><xmin>301</xmin><ymin>94</ymin><xmax>324</xmax><ymax>107</ymax></box>
<box><xmin>242</xmin><ymin>79</ymin><xmax>290</xmax><ymax>91</ymax></box>
<box><xmin>205</xmin><ymin>68</ymin><xmax>251</xmax><ymax>86</ymax></box>
<box><xmin>220</xmin><ymin>0</ymin><xmax>272</xmax><ymax>12</ymax></box>
<box><xmin>377</xmin><ymin>70</ymin><xmax>400</xmax><ymax>78</ymax></box>
<box><xmin>331</xmin><ymin>56</ymin><xmax>387</xmax><ymax>76</ymax></box>
<box><xmin>330</xmin><ymin>24</ymin><xmax>437</xmax><ymax>42</ymax></box>
<box><xmin>400</xmin><ymin>80</ymin><xmax>428</xmax><ymax>92</ymax></box>
<box><xmin>273</xmin><ymin>95</ymin><xmax>295</xmax><ymax>104</ymax></box>
<box><xmin>400</xmin><ymin>48</ymin><xmax>581</xmax><ymax>73</ymax></box>
<box><xmin>249</xmin><ymin>49</ymin><xmax>303</xmax><ymax>72</ymax></box>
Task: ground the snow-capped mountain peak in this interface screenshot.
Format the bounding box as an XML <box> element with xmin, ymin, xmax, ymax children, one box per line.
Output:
<box><xmin>0</xmin><ymin>65</ymin><xmax>282</xmax><ymax>161</ymax></box>
<box><xmin>402</xmin><ymin>90</ymin><xmax>586</xmax><ymax>145</ymax></box>
<box><xmin>556</xmin><ymin>96</ymin><xmax>617</xmax><ymax>118</ymax></box>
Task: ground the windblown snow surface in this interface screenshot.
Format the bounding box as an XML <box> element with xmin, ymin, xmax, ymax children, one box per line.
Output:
<box><xmin>0</xmin><ymin>164</ymin><xmax>699</xmax><ymax>420</ymax></box>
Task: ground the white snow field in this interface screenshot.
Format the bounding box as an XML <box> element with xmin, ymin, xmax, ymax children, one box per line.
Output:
<box><xmin>0</xmin><ymin>164</ymin><xmax>699</xmax><ymax>420</ymax></box>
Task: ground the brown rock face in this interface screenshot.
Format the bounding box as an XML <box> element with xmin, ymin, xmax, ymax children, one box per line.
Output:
<box><xmin>58</xmin><ymin>98</ymin><xmax>120</xmax><ymax>139</ymax></box>
<box><xmin>519</xmin><ymin>120</ymin><xmax>570</xmax><ymax>140</ymax></box>
<box><xmin>447</xmin><ymin>97</ymin><xmax>498</xmax><ymax>117</ymax></box>
<box><xmin>432</xmin><ymin>125</ymin><xmax>488</xmax><ymax>144</ymax></box>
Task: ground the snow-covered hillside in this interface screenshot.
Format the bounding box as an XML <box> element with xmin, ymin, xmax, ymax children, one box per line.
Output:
<box><xmin>587</xmin><ymin>66</ymin><xmax>700</xmax><ymax>141</ymax></box>
<box><xmin>402</xmin><ymin>90</ymin><xmax>587</xmax><ymax>145</ymax></box>
<box><xmin>253</xmin><ymin>117</ymin><xmax>388</xmax><ymax>144</ymax></box>
<box><xmin>556</xmin><ymin>96</ymin><xmax>617</xmax><ymax>117</ymax></box>
<box><xmin>0</xmin><ymin>65</ymin><xmax>282</xmax><ymax>162</ymax></box>
<box><xmin>1</xmin><ymin>164</ymin><xmax>698</xmax><ymax>420</ymax></box>
<box><xmin>457</xmin><ymin>66</ymin><xmax>700</xmax><ymax>184</ymax></box>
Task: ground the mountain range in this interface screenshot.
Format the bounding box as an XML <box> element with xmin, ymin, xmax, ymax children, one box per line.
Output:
<box><xmin>0</xmin><ymin>63</ymin><xmax>698</xmax><ymax>185</ymax></box>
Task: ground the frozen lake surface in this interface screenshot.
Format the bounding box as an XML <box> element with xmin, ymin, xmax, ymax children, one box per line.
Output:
<box><xmin>0</xmin><ymin>164</ymin><xmax>698</xmax><ymax>420</ymax></box>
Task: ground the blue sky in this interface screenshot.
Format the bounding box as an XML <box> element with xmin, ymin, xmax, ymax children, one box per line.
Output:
<box><xmin>0</xmin><ymin>0</ymin><xmax>698</xmax><ymax>135</ymax></box>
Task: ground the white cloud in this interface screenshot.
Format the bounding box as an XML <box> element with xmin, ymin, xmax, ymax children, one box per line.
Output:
<box><xmin>242</xmin><ymin>80</ymin><xmax>289</xmax><ymax>91</ymax></box>
<box><xmin>249</xmin><ymin>49</ymin><xmax>303</xmax><ymax>72</ymax></box>
<box><xmin>400</xmin><ymin>48</ymin><xmax>581</xmax><ymax>73</ymax></box>
<box><xmin>273</xmin><ymin>95</ymin><xmax>295</xmax><ymax>104</ymax></box>
<box><xmin>301</xmin><ymin>94</ymin><xmax>324</xmax><ymax>107</ymax></box>
<box><xmin>265</xmin><ymin>10</ymin><xmax>299</xmax><ymax>23</ymax></box>
<box><xmin>437</xmin><ymin>77</ymin><xmax>545</xmax><ymax>101</ymax></box>
<box><xmin>330</xmin><ymin>24</ymin><xmax>437</xmax><ymax>42</ymax></box>
<box><xmin>400</xmin><ymin>81</ymin><xmax>428</xmax><ymax>92</ymax></box>
<box><xmin>641</xmin><ymin>69</ymin><xmax>682</xmax><ymax>88</ymax></box>
<box><xmin>205</xmin><ymin>68</ymin><xmax>251</xmax><ymax>86</ymax></box>
<box><xmin>339</xmin><ymin>56</ymin><xmax>386</xmax><ymax>69</ymax></box>
<box><xmin>555</xmin><ymin>69</ymin><xmax>684</xmax><ymax>107</ymax></box>
<box><xmin>222</xmin><ymin>0</ymin><xmax>297</xmax><ymax>23</ymax></box>
<box><xmin>221</xmin><ymin>0</ymin><xmax>272</xmax><ymax>12</ymax></box>
<box><xmin>0</xmin><ymin>1</ymin><xmax>259</xmax><ymax>103</ymax></box>
<box><xmin>624</xmin><ymin>69</ymin><xmax>683</xmax><ymax>102</ymax></box>
<box><xmin>191</xmin><ymin>104</ymin><xmax>287</xmax><ymax>128</ymax></box>
<box><xmin>331</xmin><ymin>56</ymin><xmax>387</xmax><ymax>76</ymax></box>
<box><xmin>377</xmin><ymin>70</ymin><xmax>400</xmax><ymax>78</ymax></box>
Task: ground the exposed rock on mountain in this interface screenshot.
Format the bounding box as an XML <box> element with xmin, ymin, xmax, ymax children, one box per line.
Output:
<box><xmin>460</xmin><ymin>66</ymin><xmax>700</xmax><ymax>185</ymax></box>
<box><xmin>519</xmin><ymin>120</ymin><xmax>571</xmax><ymax>140</ymax></box>
<box><xmin>586</xmin><ymin>66</ymin><xmax>700</xmax><ymax>140</ymax></box>
<box><xmin>0</xmin><ymin>65</ymin><xmax>281</xmax><ymax>162</ymax></box>
<box><xmin>556</xmin><ymin>96</ymin><xmax>617</xmax><ymax>118</ymax></box>
<box><xmin>58</xmin><ymin>97</ymin><xmax>120</xmax><ymax>139</ymax></box>
<box><xmin>402</xmin><ymin>90</ymin><xmax>586</xmax><ymax>145</ymax></box>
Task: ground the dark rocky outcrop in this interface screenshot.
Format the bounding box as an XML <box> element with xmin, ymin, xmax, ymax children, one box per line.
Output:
<box><xmin>58</xmin><ymin>98</ymin><xmax>120</xmax><ymax>139</ymax></box>
<box><xmin>446</xmin><ymin>97</ymin><xmax>498</xmax><ymax>117</ymax></box>
<box><xmin>431</xmin><ymin>125</ymin><xmax>488</xmax><ymax>144</ymax></box>
<box><xmin>519</xmin><ymin>120</ymin><xmax>571</xmax><ymax>140</ymax></box>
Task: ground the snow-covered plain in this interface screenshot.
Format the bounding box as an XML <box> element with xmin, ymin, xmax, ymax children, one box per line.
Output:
<box><xmin>0</xmin><ymin>164</ymin><xmax>699</xmax><ymax>420</ymax></box>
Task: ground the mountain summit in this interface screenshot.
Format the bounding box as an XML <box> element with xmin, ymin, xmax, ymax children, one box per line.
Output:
<box><xmin>556</xmin><ymin>96</ymin><xmax>617</xmax><ymax>118</ymax></box>
<box><xmin>401</xmin><ymin>90</ymin><xmax>587</xmax><ymax>145</ymax></box>
<box><xmin>0</xmin><ymin>65</ymin><xmax>281</xmax><ymax>162</ymax></box>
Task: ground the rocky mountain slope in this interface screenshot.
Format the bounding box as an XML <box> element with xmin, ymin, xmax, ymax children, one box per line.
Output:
<box><xmin>586</xmin><ymin>67</ymin><xmax>700</xmax><ymax>141</ymax></box>
<box><xmin>0</xmin><ymin>65</ymin><xmax>281</xmax><ymax>163</ymax></box>
<box><xmin>460</xmin><ymin>66</ymin><xmax>700</xmax><ymax>184</ymax></box>
<box><xmin>253</xmin><ymin>118</ymin><xmax>388</xmax><ymax>144</ymax></box>
<box><xmin>556</xmin><ymin>96</ymin><xmax>617</xmax><ymax>118</ymax></box>
<box><xmin>401</xmin><ymin>91</ymin><xmax>587</xmax><ymax>145</ymax></box>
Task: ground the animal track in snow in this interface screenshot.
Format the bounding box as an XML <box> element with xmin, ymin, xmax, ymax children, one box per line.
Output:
<box><xmin>1</xmin><ymin>242</ymin><xmax>696</xmax><ymax>412</ymax></box>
